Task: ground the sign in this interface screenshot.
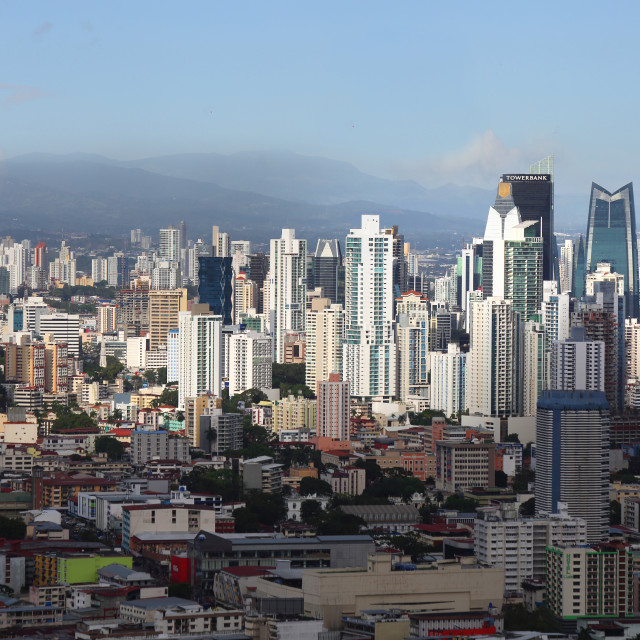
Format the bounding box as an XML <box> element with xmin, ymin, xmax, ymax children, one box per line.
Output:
<box><xmin>501</xmin><ymin>174</ymin><xmax>550</xmax><ymax>182</ymax></box>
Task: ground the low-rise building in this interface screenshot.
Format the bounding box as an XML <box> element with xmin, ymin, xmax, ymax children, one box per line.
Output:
<box><xmin>435</xmin><ymin>440</ymin><xmax>496</xmax><ymax>492</ymax></box>
<box><xmin>243</xmin><ymin>456</ymin><xmax>283</xmax><ymax>493</ymax></box>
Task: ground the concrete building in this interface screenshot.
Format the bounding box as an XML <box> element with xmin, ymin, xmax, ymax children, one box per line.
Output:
<box><xmin>38</xmin><ymin>313</ymin><xmax>80</xmax><ymax>356</ymax></box>
<box><xmin>299</xmin><ymin>554</ymin><xmax>504</xmax><ymax>631</ymax></box>
<box><xmin>130</xmin><ymin>430</ymin><xmax>190</xmax><ymax>465</ymax></box>
<box><xmin>305</xmin><ymin>298</ymin><xmax>344</xmax><ymax>393</ymax></box>
<box><xmin>198</xmin><ymin>410</ymin><xmax>243</xmax><ymax>455</ymax></box>
<box><xmin>272</xmin><ymin>395</ymin><xmax>316</xmax><ymax>433</ymax></box>
<box><xmin>228</xmin><ymin>331</ymin><xmax>272</xmax><ymax>396</ymax></box>
<box><xmin>243</xmin><ymin>456</ymin><xmax>283</xmax><ymax>493</ymax></box>
<box><xmin>435</xmin><ymin>440</ymin><xmax>496</xmax><ymax>493</ymax></box>
<box><xmin>178</xmin><ymin>305</ymin><xmax>223</xmax><ymax>409</ymax></box>
<box><xmin>551</xmin><ymin>327</ymin><xmax>604</xmax><ymax>392</ymax></box>
<box><xmin>396</xmin><ymin>292</ymin><xmax>429</xmax><ymax>402</ymax></box>
<box><xmin>546</xmin><ymin>542</ymin><xmax>633</xmax><ymax>623</ymax></box>
<box><xmin>269</xmin><ymin>228</ymin><xmax>307</xmax><ymax>363</ymax></box>
<box><xmin>148</xmin><ymin>288</ymin><xmax>187</xmax><ymax>351</ymax></box>
<box><xmin>343</xmin><ymin>215</ymin><xmax>396</xmax><ymax>400</ymax></box>
<box><xmin>474</xmin><ymin>502</ymin><xmax>587</xmax><ymax>593</ymax></box>
<box><xmin>535</xmin><ymin>390</ymin><xmax>609</xmax><ymax>543</ymax></box>
<box><xmin>430</xmin><ymin>343</ymin><xmax>466</xmax><ymax>419</ymax></box>
<box><xmin>317</xmin><ymin>373</ymin><xmax>350</xmax><ymax>441</ymax></box>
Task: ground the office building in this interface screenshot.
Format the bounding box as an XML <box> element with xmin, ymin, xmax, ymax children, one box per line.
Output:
<box><xmin>435</xmin><ymin>441</ymin><xmax>496</xmax><ymax>492</ymax></box>
<box><xmin>178</xmin><ymin>305</ymin><xmax>223</xmax><ymax>409</ymax></box>
<box><xmin>317</xmin><ymin>373</ymin><xmax>350</xmax><ymax>441</ymax></box>
<box><xmin>197</xmin><ymin>256</ymin><xmax>234</xmax><ymax>325</ymax></box>
<box><xmin>247</xmin><ymin>252</ymin><xmax>269</xmax><ymax>314</ymax></box>
<box><xmin>343</xmin><ymin>215</ymin><xmax>396</xmax><ymax>400</ymax></box>
<box><xmin>148</xmin><ymin>289</ymin><xmax>187</xmax><ymax>352</ymax></box>
<box><xmin>430</xmin><ymin>343</ymin><xmax>466</xmax><ymax>419</ymax></box>
<box><xmin>38</xmin><ymin>313</ymin><xmax>80</xmax><ymax>357</ymax></box>
<box><xmin>310</xmin><ymin>239</ymin><xmax>343</xmax><ymax>304</ymax></box>
<box><xmin>116</xmin><ymin>285</ymin><xmax>150</xmax><ymax>336</ymax></box>
<box><xmin>466</xmin><ymin>296</ymin><xmax>519</xmax><ymax>417</ymax></box>
<box><xmin>107</xmin><ymin>252</ymin><xmax>128</xmax><ymax>288</ymax></box>
<box><xmin>151</xmin><ymin>260</ymin><xmax>181</xmax><ymax>290</ymax></box>
<box><xmin>535</xmin><ymin>390</ymin><xmax>609</xmax><ymax>542</ymax></box>
<box><xmin>269</xmin><ymin>229</ymin><xmax>307</xmax><ymax>363</ymax></box>
<box><xmin>130</xmin><ymin>430</ymin><xmax>190</xmax><ymax>465</ymax></box>
<box><xmin>585</xmin><ymin>183</ymin><xmax>639</xmax><ymax>317</ymax></box>
<box><xmin>198</xmin><ymin>410</ymin><xmax>243</xmax><ymax>454</ymax></box>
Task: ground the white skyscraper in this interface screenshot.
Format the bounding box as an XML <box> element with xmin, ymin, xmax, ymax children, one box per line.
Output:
<box><xmin>178</xmin><ymin>305</ymin><xmax>222</xmax><ymax>409</ymax></box>
<box><xmin>559</xmin><ymin>239</ymin><xmax>574</xmax><ymax>294</ymax></box>
<box><xmin>522</xmin><ymin>320</ymin><xmax>548</xmax><ymax>417</ymax></box>
<box><xmin>159</xmin><ymin>226</ymin><xmax>182</xmax><ymax>263</ymax></box>
<box><xmin>343</xmin><ymin>215</ymin><xmax>396</xmax><ymax>400</ymax></box>
<box><xmin>268</xmin><ymin>229</ymin><xmax>307</xmax><ymax>363</ymax></box>
<box><xmin>228</xmin><ymin>331</ymin><xmax>272</xmax><ymax>396</ymax></box>
<box><xmin>466</xmin><ymin>295</ymin><xmax>519</xmax><ymax>417</ymax></box>
<box><xmin>212</xmin><ymin>225</ymin><xmax>231</xmax><ymax>257</ymax></box>
<box><xmin>430</xmin><ymin>343</ymin><xmax>466</xmax><ymax>418</ymax></box>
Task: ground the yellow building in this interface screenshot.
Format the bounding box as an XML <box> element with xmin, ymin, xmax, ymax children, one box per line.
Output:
<box><xmin>148</xmin><ymin>289</ymin><xmax>187</xmax><ymax>351</ymax></box>
<box><xmin>272</xmin><ymin>395</ymin><xmax>316</xmax><ymax>433</ymax></box>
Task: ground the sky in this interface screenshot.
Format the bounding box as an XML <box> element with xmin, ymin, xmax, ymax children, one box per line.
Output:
<box><xmin>2</xmin><ymin>0</ymin><xmax>640</xmax><ymax>196</ymax></box>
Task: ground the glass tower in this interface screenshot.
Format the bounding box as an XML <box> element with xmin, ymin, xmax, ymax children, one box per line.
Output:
<box><xmin>197</xmin><ymin>256</ymin><xmax>234</xmax><ymax>325</ymax></box>
<box><xmin>585</xmin><ymin>182</ymin><xmax>638</xmax><ymax>318</ymax></box>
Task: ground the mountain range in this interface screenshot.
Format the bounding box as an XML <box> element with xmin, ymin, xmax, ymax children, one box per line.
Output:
<box><xmin>0</xmin><ymin>150</ymin><xmax>589</xmax><ymax>247</ymax></box>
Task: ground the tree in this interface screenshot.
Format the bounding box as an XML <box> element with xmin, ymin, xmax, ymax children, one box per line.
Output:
<box><xmin>143</xmin><ymin>369</ymin><xmax>157</xmax><ymax>385</ymax></box>
<box><xmin>519</xmin><ymin>497</ymin><xmax>535</xmax><ymax>516</ymax></box>
<box><xmin>157</xmin><ymin>367</ymin><xmax>168</xmax><ymax>385</ymax></box>
<box><xmin>0</xmin><ymin>515</ymin><xmax>26</xmax><ymax>539</ymax></box>
<box><xmin>272</xmin><ymin>363</ymin><xmax>306</xmax><ymax>388</ymax></box>
<box><xmin>95</xmin><ymin>436</ymin><xmax>124</xmax><ymax>461</ymax></box>
<box><xmin>300</xmin><ymin>499</ymin><xmax>324</xmax><ymax>523</ymax></box>
<box><xmin>354</xmin><ymin>458</ymin><xmax>383</xmax><ymax>484</ymax></box>
<box><xmin>183</xmin><ymin>467</ymin><xmax>237</xmax><ymax>501</ymax></box>
<box><xmin>363</xmin><ymin>469</ymin><xmax>425</xmax><ymax>502</ymax></box>
<box><xmin>503</xmin><ymin>604</ymin><xmax>562</xmax><ymax>633</ymax></box>
<box><xmin>316</xmin><ymin>509</ymin><xmax>364</xmax><ymax>535</ymax></box>
<box><xmin>151</xmin><ymin>387</ymin><xmax>179</xmax><ymax>408</ymax></box>
<box><xmin>299</xmin><ymin>476</ymin><xmax>333</xmax><ymax>496</ymax></box>
<box><xmin>494</xmin><ymin>470</ymin><xmax>508</xmax><ymax>488</ymax></box>
<box><xmin>610</xmin><ymin>500</ymin><xmax>622</xmax><ymax>525</ymax></box>
<box><xmin>442</xmin><ymin>494</ymin><xmax>479</xmax><ymax>512</ymax></box>
<box><xmin>232</xmin><ymin>507</ymin><xmax>261</xmax><ymax>532</ymax></box>
<box><xmin>512</xmin><ymin>468</ymin><xmax>535</xmax><ymax>493</ymax></box>
<box><xmin>52</xmin><ymin>407</ymin><xmax>98</xmax><ymax>433</ymax></box>
<box><xmin>504</xmin><ymin>433</ymin><xmax>521</xmax><ymax>443</ymax></box>
<box><xmin>381</xmin><ymin>532</ymin><xmax>435</xmax><ymax>561</ymax></box>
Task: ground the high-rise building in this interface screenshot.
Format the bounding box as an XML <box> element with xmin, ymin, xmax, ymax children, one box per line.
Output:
<box><xmin>395</xmin><ymin>292</ymin><xmax>429</xmax><ymax>402</ymax></box>
<box><xmin>148</xmin><ymin>289</ymin><xmax>187</xmax><ymax>351</ymax></box>
<box><xmin>151</xmin><ymin>260</ymin><xmax>181</xmax><ymax>290</ymax></box>
<box><xmin>233</xmin><ymin>272</ymin><xmax>258</xmax><ymax>323</ymax></box>
<box><xmin>551</xmin><ymin>327</ymin><xmax>604</xmax><ymax>392</ymax></box>
<box><xmin>310</xmin><ymin>239</ymin><xmax>343</xmax><ymax>304</ymax></box>
<box><xmin>107</xmin><ymin>252</ymin><xmax>127</xmax><ymax>288</ymax></box>
<box><xmin>212</xmin><ymin>225</ymin><xmax>230</xmax><ymax>257</ymax></box>
<box><xmin>522</xmin><ymin>320</ymin><xmax>548</xmax><ymax>417</ymax></box>
<box><xmin>503</xmin><ymin>221</ymin><xmax>543</xmax><ymax>322</ymax></box>
<box><xmin>542</xmin><ymin>291</ymin><xmax>570</xmax><ymax>346</ymax></box>
<box><xmin>384</xmin><ymin>225</ymin><xmax>408</xmax><ymax>298</ymax></box>
<box><xmin>466</xmin><ymin>296</ymin><xmax>519</xmax><ymax>417</ymax></box>
<box><xmin>228</xmin><ymin>331</ymin><xmax>272</xmax><ymax>396</ymax></box>
<box><xmin>535</xmin><ymin>390</ymin><xmax>609</xmax><ymax>543</ymax></box>
<box><xmin>159</xmin><ymin>226</ymin><xmax>182</xmax><ymax>264</ymax></box>
<box><xmin>198</xmin><ymin>256</ymin><xmax>234</xmax><ymax>325</ymax></box>
<box><xmin>585</xmin><ymin>183</ymin><xmax>639</xmax><ymax>318</ymax></box>
<box><xmin>458</xmin><ymin>238</ymin><xmax>483</xmax><ymax>317</ymax></box>
<box><xmin>317</xmin><ymin>373</ymin><xmax>350</xmax><ymax>441</ymax></box>
<box><xmin>96</xmin><ymin>305</ymin><xmax>117</xmax><ymax>334</ymax></box>
<box><xmin>305</xmin><ymin>298</ymin><xmax>344</xmax><ymax>394</ymax></box>
<box><xmin>269</xmin><ymin>229</ymin><xmax>307</xmax><ymax>363</ymax></box>
<box><xmin>559</xmin><ymin>239</ymin><xmax>574</xmax><ymax>294</ymax></box>
<box><xmin>39</xmin><ymin>313</ymin><xmax>80</xmax><ymax>357</ymax></box>
<box><xmin>178</xmin><ymin>305</ymin><xmax>223</xmax><ymax>409</ymax></box>
<box><xmin>573</xmin><ymin>234</ymin><xmax>587</xmax><ymax>299</ymax></box>
<box><xmin>430</xmin><ymin>343</ymin><xmax>466</xmax><ymax>419</ymax></box>
<box><xmin>500</xmin><ymin>161</ymin><xmax>554</xmax><ymax>281</ymax></box>
<box><xmin>343</xmin><ymin>215</ymin><xmax>396</xmax><ymax>400</ymax></box>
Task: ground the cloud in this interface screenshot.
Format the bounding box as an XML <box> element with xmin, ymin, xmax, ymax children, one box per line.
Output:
<box><xmin>0</xmin><ymin>84</ymin><xmax>49</xmax><ymax>106</ymax></box>
<box><xmin>33</xmin><ymin>20</ymin><xmax>52</xmax><ymax>40</ymax></box>
<box><xmin>389</xmin><ymin>129</ymin><xmax>531</xmax><ymax>188</ymax></box>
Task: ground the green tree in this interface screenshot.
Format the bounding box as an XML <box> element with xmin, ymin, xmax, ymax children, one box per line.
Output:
<box><xmin>519</xmin><ymin>497</ymin><xmax>535</xmax><ymax>516</ymax></box>
<box><xmin>151</xmin><ymin>387</ymin><xmax>179</xmax><ymax>408</ymax></box>
<box><xmin>168</xmin><ymin>583</ymin><xmax>192</xmax><ymax>599</ymax></box>
<box><xmin>442</xmin><ymin>494</ymin><xmax>479</xmax><ymax>512</ymax></box>
<box><xmin>299</xmin><ymin>476</ymin><xmax>333</xmax><ymax>496</ymax></box>
<box><xmin>503</xmin><ymin>604</ymin><xmax>562</xmax><ymax>633</ymax></box>
<box><xmin>512</xmin><ymin>468</ymin><xmax>535</xmax><ymax>493</ymax></box>
<box><xmin>316</xmin><ymin>509</ymin><xmax>364</xmax><ymax>535</ymax></box>
<box><xmin>52</xmin><ymin>407</ymin><xmax>98</xmax><ymax>433</ymax></box>
<box><xmin>495</xmin><ymin>470</ymin><xmax>508</xmax><ymax>488</ymax></box>
<box><xmin>232</xmin><ymin>507</ymin><xmax>261</xmax><ymax>532</ymax></box>
<box><xmin>354</xmin><ymin>458</ymin><xmax>383</xmax><ymax>484</ymax></box>
<box><xmin>95</xmin><ymin>436</ymin><xmax>124</xmax><ymax>461</ymax></box>
<box><xmin>183</xmin><ymin>467</ymin><xmax>237</xmax><ymax>501</ymax></box>
<box><xmin>611</xmin><ymin>500</ymin><xmax>622</xmax><ymax>525</ymax></box>
<box><xmin>300</xmin><ymin>499</ymin><xmax>324</xmax><ymax>524</ymax></box>
<box><xmin>157</xmin><ymin>367</ymin><xmax>168</xmax><ymax>384</ymax></box>
<box><xmin>272</xmin><ymin>363</ymin><xmax>306</xmax><ymax>388</ymax></box>
<box><xmin>504</xmin><ymin>433</ymin><xmax>520</xmax><ymax>443</ymax></box>
<box><xmin>0</xmin><ymin>515</ymin><xmax>26</xmax><ymax>539</ymax></box>
<box><xmin>381</xmin><ymin>532</ymin><xmax>435</xmax><ymax>561</ymax></box>
<box><xmin>143</xmin><ymin>369</ymin><xmax>158</xmax><ymax>385</ymax></box>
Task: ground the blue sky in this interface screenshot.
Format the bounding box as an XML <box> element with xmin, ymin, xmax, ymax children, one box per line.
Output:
<box><xmin>1</xmin><ymin>0</ymin><xmax>639</xmax><ymax>194</ymax></box>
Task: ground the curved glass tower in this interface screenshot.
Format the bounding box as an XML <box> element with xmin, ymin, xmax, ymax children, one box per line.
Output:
<box><xmin>585</xmin><ymin>182</ymin><xmax>638</xmax><ymax>318</ymax></box>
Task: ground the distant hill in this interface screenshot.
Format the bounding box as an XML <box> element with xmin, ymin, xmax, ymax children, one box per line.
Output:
<box><xmin>0</xmin><ymin>157</ymin><xmax>482</xmax><ymax>247</ymax></box>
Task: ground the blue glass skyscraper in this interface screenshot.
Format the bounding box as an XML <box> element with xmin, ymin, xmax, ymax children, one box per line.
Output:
<box><xmin>585</xmin><ymin>182</ymin><xmax>639</xmax><ymax>318</ymax></box>
<box><xmin>197</xmin><ymin>256</ymin><xmax>233</xmax><ymax>325</ymax></box>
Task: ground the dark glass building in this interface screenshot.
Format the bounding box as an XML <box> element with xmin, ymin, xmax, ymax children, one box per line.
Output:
<box><xmin>499</xmin><ymin>172</ymin><xmax>554</xmax><ymax>281</ymax></box>
<box><xmin>247</xmin><ymin>252</ymin><xmax>269</xmax><ymax>314</ymax></box>
<box><xmin>309</xmin><ymin>239</ymin><xmax>343</xmax><ymax>304</ymax></box>
<box><xmin>585</xmin><ymin>182</ymin><xmax>639</xmax><ymax>318</ymax></box>
<box><xmin>573</xmin><ymin>234</ymin><xmax>586</xmax><ymax>299</ymax></box>
<box><xmin>198</xmin><ymin>256</ymin><xmax>233</xmax><ymax>325</ymax></box>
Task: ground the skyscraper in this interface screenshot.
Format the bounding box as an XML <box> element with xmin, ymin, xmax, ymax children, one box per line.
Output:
<box><xmin>148</xmin><ymin>288</ymin><xmax>188</xmax><ymax>351</ymax></box>
<box><xmin>396</xmin><ymin>292</ymin><xmax>429</xmax><ymax>401</ymax></box>
<box><xmin>343</xmin><ymin>215</ymin><xmax>396</xmax><ymax>400</ymax></box>
<box><xmin>535</xmin><ymin>390</ymin><xmax>609</xmax><ymax>543</ymax></box>
<box><xmin>317</xmin><ymin>373</ymin><xmax>351</xmax><ymax>441</ymax></box>
<box><xmin>310</xmin><ymin>239</ymin><xmax>343</xmax><ymax>304</ymax></box>
<box><xmin>198</xmin><ymin>256</ymin><xmax>234</xmax><ymax>325</ymax></box>
<box><xmin>159</xmin><ymin>226</ymin><xmax>182</xmax><ymax>263</ymax></box>
<box><xmin>305</xmin><ymin>298</ymin><xmax>344</xmax><ymax>394</ymax></box>
<box><xmin>585</xmin><ymin>183</ymin><xmax>639</xmax><ymax>318</ymax></box>
<box><xmin>269</xmin><ymin>229</ymin><xmax>307</xmax><ymax>363</ymax></box>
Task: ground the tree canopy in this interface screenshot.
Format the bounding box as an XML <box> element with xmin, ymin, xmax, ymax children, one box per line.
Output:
<box><xmin>0</xmin><ymin>515</ymin><xmax>26</xmax><ymax>539</ymax></box>
<box><xmin>299</xmin><ymin>476</ymin><xmax>333</xmax><ymax>497</ymax></box>
<box><xmin>95</xmin><ymin>436</ymin><xmax>124</xmax><ymax>461</ymax></box>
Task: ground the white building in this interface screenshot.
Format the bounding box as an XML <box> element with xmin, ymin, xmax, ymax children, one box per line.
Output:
<box><xmin>126</xmin><ymin>337</ymin><xmax>148</xmax><ymax>371</ymax></box>
<box><xmin>551</xmin><ymin>327</ymin><xmax>604</xmax><ymax>392</ymax></box>
<box><xmin>396</xmin><ymin>292</ymin><xmax>429</xmax><ymax>402</ymax></box>
<box><xmin>474</xmin><ymin>502</ymin><xmax>587</xmax><ymax>593</ymax></box>
<box><xmin>305</xmin><ymin>298</ymin><xmax>344</xmax><ymax>393</ymax></box>
<box><xmin>430</xmin><ymin>343</ymin><xmax>466</xmax><ymax>419</ymax></box>
<box><xmin>559</xmin><ymin>239</ymin><xmax>574</xmax><ymax>294</ymax></box>
<box><xmin>343</xmin><ymin>215</ymin><xmax>396</xmax><ymax>400</ymax></box>
<box><xmin>542</xmin><ymin>291</ymin><xmax>570</xmax><ymax>345</ymax></box>
<box><xmin>159</xmin><ymin>227</ymin><xmax>181</xmax><ymax>264</ymax></box>
<box><xmin>178</xmin><ymin>306</ymin><xmax>222</xmax><ymax>409</ymax></box>
<box><xmin>268</xmin><ymin>229</ymin><xmax>307</xmax><ymax>363</ymax></box>
<box><xmin>228</xmin><ymin>331</ymin><xmax>272</xmax><ymax>396</ymax></box>
<box><xmin>522</xmin><ymin>321</ymin><xmax>548</xmax><ymax>417</ymax></box>
<box><xmin>166</xmin><ymin>329</ymin><xmax>180</xmax><ymax>384</ymax></box>
<box><xmin>466</xmin><ymin>295</ymin><xmax>518</xmax><ymax>417</ymax></box>
<box><xmin>39</xmin><ymin>313</ymin><xmax>80</xmax><ymax>357</ymax></box>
